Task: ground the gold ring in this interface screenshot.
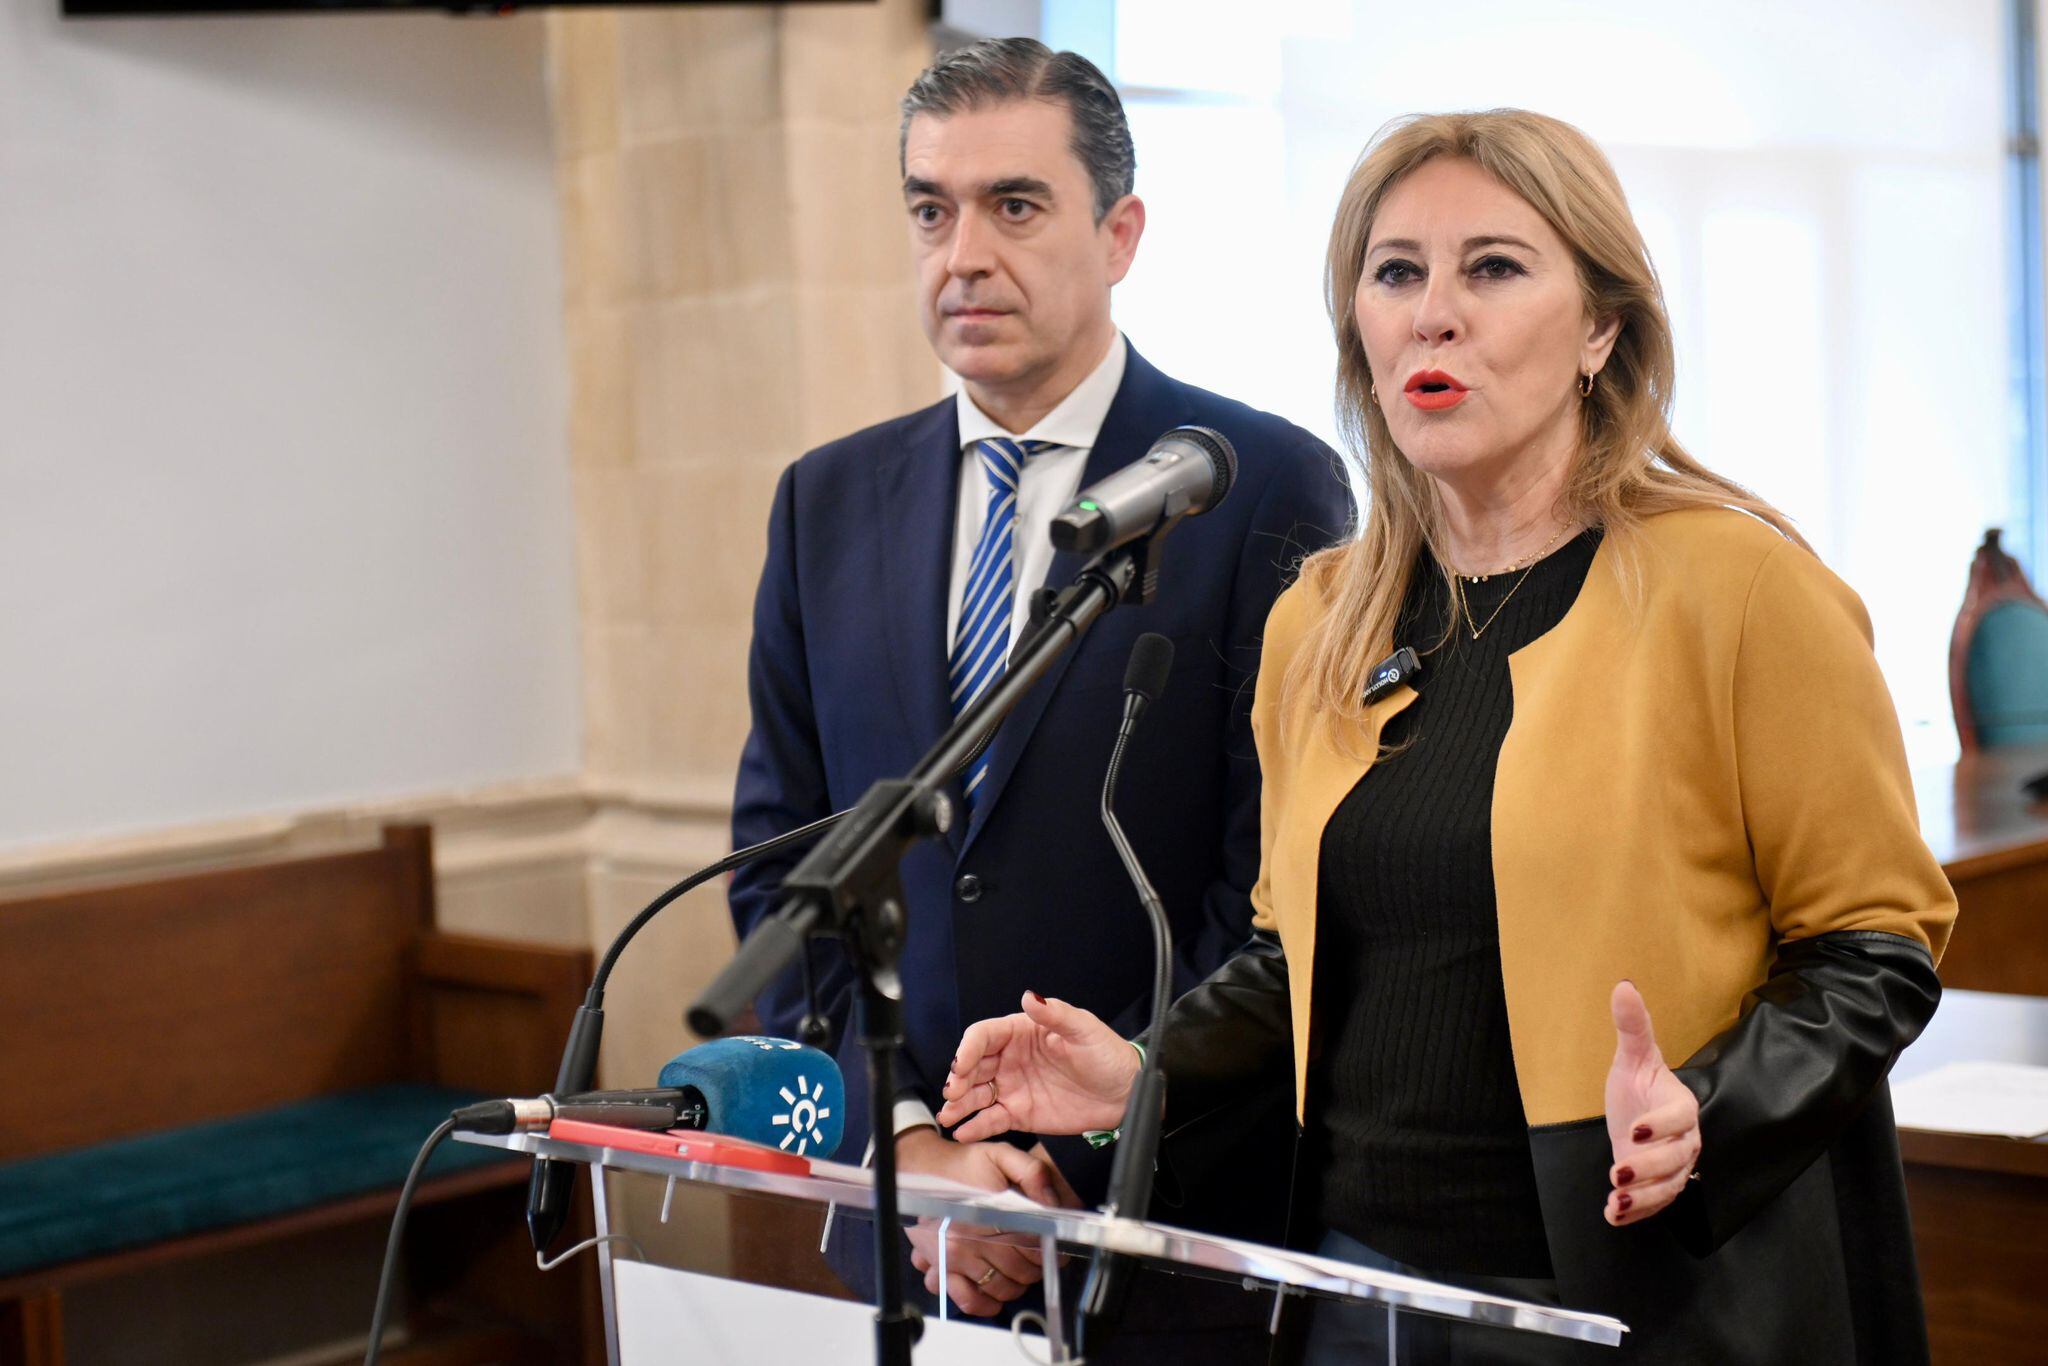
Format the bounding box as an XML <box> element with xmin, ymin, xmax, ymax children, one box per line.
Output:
<box><xmin>988</xmin><ymin>1077</ymin><xmax>999</xmax><ymax>1105</ymax></box>
<box><xmin>975</xmin><ymin>1266</ymin><xmax>999</xmax><ymax>1287</ymax></box>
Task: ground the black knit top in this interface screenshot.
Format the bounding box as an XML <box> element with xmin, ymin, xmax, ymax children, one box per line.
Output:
<box><xmin>1308</xmin><ymin>528</ymin><xmax>1601</xmax><ymax>1280</ymax></box>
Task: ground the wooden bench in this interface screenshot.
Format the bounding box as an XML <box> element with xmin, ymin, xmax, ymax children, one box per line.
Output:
<box><xmin>0</xmin><ymin>824</ymin><xmax>599</xmax><ymax>1365</ymax></box>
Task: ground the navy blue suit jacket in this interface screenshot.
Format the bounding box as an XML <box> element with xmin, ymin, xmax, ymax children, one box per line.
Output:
<box><xmin>727</xmin><ymin>344</ymin><xmax>1350</xmax><ymax>1187</ymax></box>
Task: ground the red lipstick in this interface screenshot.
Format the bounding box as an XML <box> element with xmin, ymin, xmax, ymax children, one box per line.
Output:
<box><xmin>1403</xmin><ymin>369</ymin><xmax>1469</xmax><ymax>411</ymax></box>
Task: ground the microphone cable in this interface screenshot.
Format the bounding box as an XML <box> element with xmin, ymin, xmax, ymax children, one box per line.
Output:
<box><xmin>363</xmin><ymin>1117</ymin><xmax>457</xmax><ymax>1366</ymax></box>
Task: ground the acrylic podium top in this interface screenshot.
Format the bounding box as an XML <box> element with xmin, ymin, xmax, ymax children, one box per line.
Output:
<box><xmin>458</xmin><ymin>1128</ymin><xmax>1626</xmax><ymax>1348</ymax></box>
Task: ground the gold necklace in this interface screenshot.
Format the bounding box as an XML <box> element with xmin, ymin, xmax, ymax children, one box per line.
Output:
<box><xmin>1455</xmin><ymin>524</ymin><xmax>1571</xmax><ymax>640</ymax></box>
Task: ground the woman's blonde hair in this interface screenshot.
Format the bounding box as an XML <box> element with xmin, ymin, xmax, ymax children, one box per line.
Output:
<box><xmin>1298</xmin><ymin>108</ymin><xmax>1804</xmax><ymax>728</ymax></box>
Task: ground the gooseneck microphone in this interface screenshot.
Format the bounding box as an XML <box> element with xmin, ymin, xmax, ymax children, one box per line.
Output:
<box><xmin>523</xmin><ymin>812</ymin><xmax>848</xmax><ymax>1256</ymax></box>
<box><xmin>1051</xmin><ymin>426</ymin><xmax>1238</xmax><ymax>556</ymax></box>
<box><xmin>1078</xmin><ymin>632</ymin><xmax>1178</xmax><ymax>1356</ymax></box>
<box><xmin>368</xmin><ymin>1038</ymin><xmax>845</xmax><ymax>1366</ymax></box>
<box><xmin>528</xmin><ymin>723</ymin><xmax>1014</xmax><ymax>1255</ymax></box>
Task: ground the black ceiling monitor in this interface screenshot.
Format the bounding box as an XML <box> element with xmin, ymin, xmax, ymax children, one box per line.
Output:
<box><xmin>64</xmin><ymin>0</ymin><xmax>873</xmax><ymax>17</ymax></box>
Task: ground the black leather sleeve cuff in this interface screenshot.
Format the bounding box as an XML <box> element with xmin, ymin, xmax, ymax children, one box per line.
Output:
<box><xmin>1669</xmin><ymin>929</ymin><xmax>1940</xmax><ymax>1256</ymax></box>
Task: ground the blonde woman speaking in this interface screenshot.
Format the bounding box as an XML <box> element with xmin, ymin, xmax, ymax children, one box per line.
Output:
<box><xmin>936</xmin><ymin>109</ymin><xmax>1955</xmax><ymax>1365</ymax></box>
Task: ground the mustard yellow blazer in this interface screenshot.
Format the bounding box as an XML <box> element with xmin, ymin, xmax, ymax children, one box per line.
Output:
<box><xmin>1247</xmin><ymin>506</ymin><xmax>1955</xmax><ymax>1129</ymax></box>
<box><xmin>1143</xmin><ymin>507</ymin><xmax>1955</xmax><ymax>1358</ymax></box>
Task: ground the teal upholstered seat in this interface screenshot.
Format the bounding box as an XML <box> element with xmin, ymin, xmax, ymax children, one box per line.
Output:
<box><xmin>1966</xmin><ymin>598</ymin><xmax>2048</xmax><ymax>747</ymax></box>
<box><xmin>0</xmin><ymin>1084</ymin><xmax>516</xmax><ymax>1279</ymax></box>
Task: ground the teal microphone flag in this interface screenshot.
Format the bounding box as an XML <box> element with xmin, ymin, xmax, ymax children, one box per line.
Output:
<box><xmin>658</xmin><ymin>1036</ymin><xmax>846</xmax><ymax>1160</ymax></box>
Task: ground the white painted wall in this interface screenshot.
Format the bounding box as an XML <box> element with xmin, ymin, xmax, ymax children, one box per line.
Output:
<box><xmin>0</xmin><ymin>4</ymin><xmax>579</xmax><ymax>849</ymax></box>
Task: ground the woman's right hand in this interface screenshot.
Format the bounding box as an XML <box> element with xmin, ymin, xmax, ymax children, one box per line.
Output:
<box><xmin>936</xmin><ymin>992</ymin><xmax>1141</xmax><ymax>1141</ymax></box>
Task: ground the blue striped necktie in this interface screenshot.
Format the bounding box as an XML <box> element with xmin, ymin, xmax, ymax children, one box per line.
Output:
<box><xmin>950</xmin><ymin>436</ymin><xmax>1056</xmax><ymax>810</ymax></box>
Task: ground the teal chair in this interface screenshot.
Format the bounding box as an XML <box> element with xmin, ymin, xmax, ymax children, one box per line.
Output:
<box><xmin>1950</xmin><ymin>529</ymin><xmax>2048</xmax><ymax>749</ymax></box>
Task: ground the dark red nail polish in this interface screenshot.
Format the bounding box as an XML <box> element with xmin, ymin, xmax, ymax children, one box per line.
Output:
<box><xmin>1632</xmin><ymin>1124</ymin><xmax>1652</xmax><ymax>1143</ymax></box>
<box><xmin>1027</xmin><ymin>991</ymin><xmax>1045</xmax><ymax>1004</ymax></box>
<box><xmin>1617</xmin><ymin>1191</ymin><xmax>1633</xmax><ymax>1211</ymax></box>
<box><xmin>1615</xmin><ymin>1165</ymin><xmax>1635</xmax><ymax>1185</ymax></box>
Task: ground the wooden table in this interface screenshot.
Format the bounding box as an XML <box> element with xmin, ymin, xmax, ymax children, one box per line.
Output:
<box><xmin>1894</xmin><ymin>989</ymin><xmax>2048</xmax><ymax>1364</ymax></box>
<box><xmin>1915</xmin><ymin>741</ymin><xmax>2048</xmax><ymax>995</ymax></box>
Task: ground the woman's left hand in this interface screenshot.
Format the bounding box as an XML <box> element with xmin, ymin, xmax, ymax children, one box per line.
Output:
<box><xmin>1603</xmin><ymin>980</ymin><xmax>1702</xmax><ymax>1226</ymax></box>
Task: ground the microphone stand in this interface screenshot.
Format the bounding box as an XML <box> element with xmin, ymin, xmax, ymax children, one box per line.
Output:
<box><xmin>525</xmin><ymin>677</ymin><xmax>1018</xmax><ymax>1253</ymax></box>
<box><xmin>1077</xmin><ymin>669</ymin><xmax>1174</xmax><ymax>1354</ymax></box>
<box><xmin>689</xmin><ymin>537</ymin><xmax>1161</xmax><ymax>1366</ymax></box>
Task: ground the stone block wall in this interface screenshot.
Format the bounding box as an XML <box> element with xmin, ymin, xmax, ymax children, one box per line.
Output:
<box><xmin>545</xmin><ymin>0</ymin><xmax>938</xmax><ymax>1091</ymax></box>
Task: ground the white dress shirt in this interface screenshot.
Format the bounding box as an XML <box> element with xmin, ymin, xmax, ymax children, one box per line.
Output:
<box><xmin>943</xmin><ymin>332</ymin><xmax>1128</xmax><ymax>655</ymax></box>
<box><xmin>892</xmin><ymin>332</ymin><xmax>1128</xmax><ymax>1139</ymax></box>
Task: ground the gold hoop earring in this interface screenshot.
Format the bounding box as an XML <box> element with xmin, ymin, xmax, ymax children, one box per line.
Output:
<box><xmin>1368</xmin><ymin>382</ymin><xmax>1378</xmax><ymax>405</ymax></box>
<box><xmin>1578</xmin><ymin>371</ymin><xmax>1596</xmax><ymax>398</ymax></box>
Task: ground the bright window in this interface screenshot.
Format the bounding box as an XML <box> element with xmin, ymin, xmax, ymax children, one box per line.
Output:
<box><xmin>1098</xmin><ymin>0</ymin><xmax>2016</xmax><ymax>763</ymax></box>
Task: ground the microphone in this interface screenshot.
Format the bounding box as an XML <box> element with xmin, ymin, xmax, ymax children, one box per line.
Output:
<box><xmin>454</xmin><ymin>1088</ymin><xmax>707</xmax><ymax>1137</ymax></box>
<box><xmin>524</xmin><ymin>810</ymin><xmax>847</xmax><ymax>1256</ymax></box>
<box><xmin>1051</xmin><ymin>427</ymin><xmax>1238</xmax><ymax>556</ymax></box>
<box><xmin>688</xmin><ymin>538</ymin><xmax>1161</xmax><ymax>1049</ymax></box>
<box><xmin>470</xmin><ymin>1038</ymin><xmax>846</xmax><ymax>1156</ymax></box>
<box><xmin>1361</xmin><ymin>645</ymin><xmax>1423</xmax><ymax>706</ymax></box>
<box><xmin>1120</xmin><ymin>629</ymin><xmax>1175</xmax><ymax>730</ymax></box>
<box><xmin>656</xmin><ymin>1035</ymin><xmax>846</xmax><ymax>1157</ymax></box>
<box><xmin>1079</xmin><ymin>633</ymin><xmax>1177</xmax><ymax>1355</ymax></box>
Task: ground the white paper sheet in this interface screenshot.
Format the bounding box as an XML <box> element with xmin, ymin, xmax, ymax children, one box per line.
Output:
<box><xmin>1892</xmin><ymin>1060</ymin><xmax>2048</xmax><ymax>1139</ymax></box>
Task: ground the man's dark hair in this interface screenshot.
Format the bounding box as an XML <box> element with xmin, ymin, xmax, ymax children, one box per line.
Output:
<box><xmin>899</xmin><ymin>37</ymin><xmax>1136</xmax><ymax>222</ymax></box>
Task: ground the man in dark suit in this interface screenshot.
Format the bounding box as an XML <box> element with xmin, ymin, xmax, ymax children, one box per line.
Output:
<box><xmin>727</xmin><ymin>36</ymin><xmax>1350</xmax><ymax>1354</ymax></box>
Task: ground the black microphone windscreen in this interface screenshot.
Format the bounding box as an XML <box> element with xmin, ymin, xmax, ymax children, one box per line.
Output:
<box><xmin>1123</xmin><ymin>632</ymin><xmax>1175</xmax><ymax>703</ymax></box>
<box><xmin>1174</xmin><ymin>425</ymin><xmax>1238</xmax><ymax>510</ymax></box>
